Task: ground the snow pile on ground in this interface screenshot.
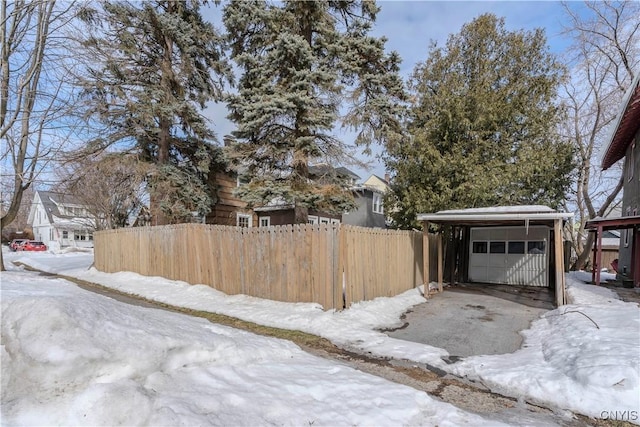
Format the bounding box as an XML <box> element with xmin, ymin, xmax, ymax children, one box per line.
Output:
<box><xmin>11</xmin><ymin>251</ymin><xmax>449</xmax><ymax>367</ymax></box>
<box><xmin>4</xmin><ymin>250</ymin><xmax>640</xmax><ymax>424</ymax></box>
<box><xmin>1</xmin><ymin>264</ymin><xmax>503</xmax><ymax>426</ymax></box>
<box><xmin>451</xmin><ymin>272</ymin><xmax>640</xmax><ymax>422</ymax></box>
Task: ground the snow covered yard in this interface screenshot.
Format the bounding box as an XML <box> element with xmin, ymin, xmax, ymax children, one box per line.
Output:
<box><xmin>2</xmin><ymin>249</ymin><xmax>639</xmax><ymax>425</ymax></box>
<box><xmin>1</xmin><ymin>250</ymin><xmax>501</xmax><ymax>426</ymax></box>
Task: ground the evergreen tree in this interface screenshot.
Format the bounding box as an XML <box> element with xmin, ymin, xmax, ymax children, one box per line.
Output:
<box><xmin>223</xmin><ymin>0</ymin><xmax>405</xmax><ymax>223</ymax></box>
<box><xmin>385</xmin><ymin>14</ymin><xmax>575</xmax><ymax>228</ymax></box>
<box><xmin>76</xmin><ymin>0</ymin><xmax>231</xmax><ymax>224</ymax></box>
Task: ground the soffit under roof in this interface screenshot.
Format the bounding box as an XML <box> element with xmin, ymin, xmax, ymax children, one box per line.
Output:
<box><xmin>602</xmin><ymin>73</ymin><xmax>640</xmax><ymax>170</ymax></box>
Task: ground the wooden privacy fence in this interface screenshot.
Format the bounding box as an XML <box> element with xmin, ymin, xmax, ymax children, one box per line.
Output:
<box><xmin>94</xmin><ymin>223</ymin><xmax>437</xmax><ymax>310</ymax></box>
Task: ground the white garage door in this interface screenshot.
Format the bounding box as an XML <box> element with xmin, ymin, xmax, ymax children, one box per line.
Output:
<box><xmin>468</xmin><ymin>226</ymin><xmax>549</xmax><ymax>287</ymax></box>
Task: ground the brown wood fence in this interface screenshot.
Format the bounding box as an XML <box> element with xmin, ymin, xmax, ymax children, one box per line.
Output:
<box><xmin>94</xmin><ymin>223</ymin><xmax>438</xmax><ymax>310</ymax></box>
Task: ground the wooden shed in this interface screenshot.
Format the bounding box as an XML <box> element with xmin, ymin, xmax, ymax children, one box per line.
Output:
<box><xmin>418</xmin><ymin>206</ymin><xmax>573</xmax><ymax>306</ymax></box>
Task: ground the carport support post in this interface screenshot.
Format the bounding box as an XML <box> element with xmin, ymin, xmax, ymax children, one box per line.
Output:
<box><xmin>422</xmin><ymin>221</ymin><xmax>430</xmax><ymax>299</ymax></box>
<box><xmin>437</xmin><ymin>231</ymin><xmax>443</xmax><ymax>293</ymax></box>
<box><xmin>554</xmin><ymin>218</ymin><xmax>566</xmax><ymax>306</ymax></box>
<box><xmin>594</xmin><ymin>225</ymin><xmax>603</xmax><ymax>286</ymax></box>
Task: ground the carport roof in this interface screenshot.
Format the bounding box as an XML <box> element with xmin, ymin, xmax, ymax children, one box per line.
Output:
<box><xmin>585</xmin><ymin>215</ymin><xmax>640</xmax><ymax>231</ymax></box>
<box><xmin>417</xmin><ymin>205</ymin><xmax>573</xmax><ymax>226</ymax></box>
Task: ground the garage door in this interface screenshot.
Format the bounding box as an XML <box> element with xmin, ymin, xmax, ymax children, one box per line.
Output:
<box><xmin>468</xmin><ymin>226</ymin><xmax>549</xmax><ymax>287</ymax></box>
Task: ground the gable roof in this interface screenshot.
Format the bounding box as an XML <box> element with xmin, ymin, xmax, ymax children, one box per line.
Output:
<box><xmin>361</xmin><ymin>174</ymin><xmax>390</xmax><ymax>193</ymax></box>
<box><xmin>308</xmin><ymin>164</ymin><xmax>360</xmax><ymax>181</ymax></box>
<box><xmin>33</xmin><ymin>190</ymin><xmax>90</xmax><ymax>224</ymax></box>
<box><xmin>602</xmin><ymin>72</ymin><xmax>640</xmax><ymax>170</ymax></box>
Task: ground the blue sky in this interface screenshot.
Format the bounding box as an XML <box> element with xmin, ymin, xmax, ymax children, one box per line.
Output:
<box><xmin>203</xmin><ymin>1</ymin><xmax>585</xmax><ymax>181</ymax></box>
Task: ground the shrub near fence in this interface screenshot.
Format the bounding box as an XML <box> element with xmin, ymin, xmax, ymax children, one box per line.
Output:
<box><xmin>94</xmin><ymin>223</ymin><xmax>429</xmax><ymax>310</ymax></box>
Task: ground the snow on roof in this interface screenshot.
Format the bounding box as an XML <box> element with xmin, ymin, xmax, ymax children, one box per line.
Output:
<box><xmin>436</xmin><ymin>205</ymin><xmax>555</xmax><ymax>215</ymax></box>
<box><xmin>417</xmin><ymin>205</ymin><xmax>572</xmax><ymax>223</ymax></box>
<box><xmin>50</xmin><ymin>215</ymin><xmax>95</xmax><ymax>230</ymax></box>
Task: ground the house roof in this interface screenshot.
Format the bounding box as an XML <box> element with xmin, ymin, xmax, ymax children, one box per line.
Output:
<box><xmin>417</xmin><ymin>205</ymin><xmax>572</xmax><ymax>227</ymax></box>
<box><xmin>361</xmin><ymin>174</ymin><xmax>390</xmax><ymax>193</ymax></box>
<box><xmin>585</xmin><ymin>215</ymin><xmax>640</xmax><ymax>231</ymax></box>
<box><xmin>31</xmin><ymin>190</ymin><xmax>94</xmax><ymax>229</ymax></box>
<box><xmin>308</xmin><ymin>164</ymin><xmax>360</xmax><ymax>181</ymax></box>
<box><xmin>602</xmin><ymin>72</ymin><xmax>640</xmax><ymax>170</ymax></box>
<box><xmin>36</xmin><ymin>191</ymin><xmax>83</xmax><ymax>223</ymax></box>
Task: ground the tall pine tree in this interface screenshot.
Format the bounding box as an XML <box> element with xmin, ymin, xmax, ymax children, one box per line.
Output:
<box><xmin>77</xmin><ymin>1</ymin><xmax>231</xmax><ymax>224</ymax></box>
<box><xmin>385</xmin><ymin>14</ymin><xmax>575</xmax><ymax>228</ymax></box>
<box><xmin>223</xmin><ymin>0</ymin><xmax>405</xmax><ymax>223</ymax></box>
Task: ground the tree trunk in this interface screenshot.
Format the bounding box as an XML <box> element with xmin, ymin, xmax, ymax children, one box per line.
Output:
<box><xmin>150</xmin><ymin>8</ymin><xmax>175</xmax><ymax>226</ymax></box>
<box><xmin>573</xmin><ymin>231</ymin><xmax>595</xmax><ymax>271</ymax></box>
<box><xmin>292</xmin><ymin>148</ymin><xmax>309</xmax><ymax>224</ymax></box>
<box><xmin>150</xmin><ymin>116</ymin><xmax>171</xmax><ymax>226</ymax></box>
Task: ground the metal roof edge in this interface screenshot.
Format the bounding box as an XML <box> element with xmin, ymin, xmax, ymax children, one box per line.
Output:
<box><xmin>417</xmin><ymin>212</ymin><xmax>573</xmax><ymax>222</ymax></box>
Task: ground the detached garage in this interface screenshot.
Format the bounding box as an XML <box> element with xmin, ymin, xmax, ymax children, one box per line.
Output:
<box><xmin>418</xmin><ymin>206</ymin><xmax>573</xmax><ymax>306</ymax></box>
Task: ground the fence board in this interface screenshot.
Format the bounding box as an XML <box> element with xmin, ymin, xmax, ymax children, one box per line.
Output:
<box><xmin>94</xmin><ymin>223</ymin><xmax>432</xmax><ymax>310</ymax></box>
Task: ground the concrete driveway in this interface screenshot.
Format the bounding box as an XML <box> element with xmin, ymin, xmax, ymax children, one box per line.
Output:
<box><xmin>384</xmin><ymin>284</ymin><xmax>554</xmax><ymax>359</ymax></box>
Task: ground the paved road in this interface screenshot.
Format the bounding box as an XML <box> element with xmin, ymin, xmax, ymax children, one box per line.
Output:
<box><xmin>385</xmin><ymin>285</ymin><xmax>552</xmax><ymax>358</ymax></box>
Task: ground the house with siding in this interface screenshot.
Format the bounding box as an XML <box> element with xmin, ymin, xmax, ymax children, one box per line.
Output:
<box><xmin>206</xmin><ymin>166</ymin><xmax>395</xmax><ymax>228</ymax></box>
<box><xmin>586</xmin><ymin>71</ymin><xmax>640</xmax><ymax>287</ymax></box>
<box><xmin>205</xmin><ymin>171</ymin><xmax>257</xmax><ymax>227</ymax></box>
<box><xmin>27</xmin><ymin>191</ymin><xmax>95</xmax><ymax>251</ymax></box>
<box><xmin>342</xmin><ymin>174</ymin><xmax>390</xmax><ymax>228</ymax></box>
<box><xmin>254</xmin><ymin>165</ymin><xmax>359</xmax><ymax>226</ymax></box>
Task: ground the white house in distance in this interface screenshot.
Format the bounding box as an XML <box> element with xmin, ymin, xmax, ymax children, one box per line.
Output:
<box><xmin>28</xmin><ymin>191</ymin><xmax>95</xmax><ymax>251</ymax></box>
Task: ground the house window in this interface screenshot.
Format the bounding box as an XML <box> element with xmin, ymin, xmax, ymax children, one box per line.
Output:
<box><xmin>88</xmin><ymin>234</ymin><xmax>93</xmax><ymax>241</ymax></box>
<box><xmin>62</xmin><ymin>231</ymin><xmax>68</xmax><ymax>239</ymax></box>
<box><xmin>320</xmin><ymin>217</ymin><xmax>330</xmax><ymax>224</ymax></box>
<box><xmin>372</xmin><ymin>193</ymin><xmax>384</xmax><ymax>214</ymax></box>
<box><xmin>259</xmin><ymin>217</ymin><xmax>270</xmax><ymax>227</ymax></box>
<box><xmin>628</xmin><ymin>142</ymin><xmax>635</xmax><ymax>181</ymax></box>
<box><xmin>236</xmin><ymin>213</ymin><xmax>252</xmax><ymax>228</ymax></box>
<box><xmin>330</xmin><ymin>219</ymin><xmax>340</xmax><ymax>225</ymax></box>
<box><xmin>624</xmin><ymin>207</ymin><xmax>631</xmax><ymax>247</ymax></box>
<box><xmin>472</xmin><ymin>241</ymin><xmax>487</xmax><ymax>253</ymax></box>
<box><xmin>489</xmin><ymin>241</ymin><xmax>506</xmax><ymax>254</ymax></box>
<box><xmin>308</xmin><ymin>215</ymin><xmax>318</xmax><ymax>224</ymax></box>
<box><xmin>237</xmin><ymin>175</ymin><xmax>250</xmax><ymax>187</ymax></box>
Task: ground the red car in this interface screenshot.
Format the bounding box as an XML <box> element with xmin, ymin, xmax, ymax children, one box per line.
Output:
<box><xmin>9</xmin><ymin>239</ymin><xmax>27</xmax><ymax>251</ymax></box>
<box><xmin>21</xmin><ymin>241</ymin><xmax>47</xmax><ymax>251</ymax></box>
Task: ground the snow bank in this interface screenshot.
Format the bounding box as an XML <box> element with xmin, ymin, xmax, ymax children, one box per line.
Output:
<box><xmin>4</xmin><ymin>250</ymin><xmax>639</xmax><ymax>424</ymax></box>
<box><xmin>1</xmin><ymin>269</ymin><xmax>502</xmax><ymax>426</ymax></box>
<box><xmin>451</xmin><ymin>273</ymin><xmax>640</xmax><ymax>423</ymax></box>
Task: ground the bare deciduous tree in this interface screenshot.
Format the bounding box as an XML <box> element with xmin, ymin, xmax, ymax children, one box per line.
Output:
<box><xmin>0</xmin><ymin>0</ymin><xmax>77</xmax><ymax>270</ymax></box>
<box><xmin>56</xmin><ymin>154</ymin><xmax>149</xmax><ymax>231</ymax></box>
<box><xmin>0</xmin><ymin>184</ymin><xmax>33</xmax><ymax>238</ymax></box>
<box><xmin>561</xmin><ymin>0</ymin><xmax>640</xmax><ymax>270</ymax></box>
